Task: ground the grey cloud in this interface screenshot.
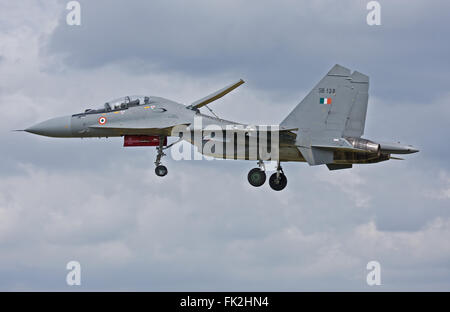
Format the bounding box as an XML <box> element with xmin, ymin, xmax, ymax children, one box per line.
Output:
<box><xmin>0</xmin><ymin>0</ymin><xmax>449</xmax><ymax>291</ymax></box>
<box><xmin>1</xmin><ymin>163</ymin><xmax>450</xmax><ymax>290</ymax></box>
<box><xmin>47</xmin><ymin>0</ymin><xmax>450</xmax><ymax>102</ymax></box>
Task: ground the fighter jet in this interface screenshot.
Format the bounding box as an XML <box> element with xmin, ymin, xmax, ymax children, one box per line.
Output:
<box><xmin>22</xmin><ymin>64</ymin><xmax>418</xmax><ymax>191</ymax></box>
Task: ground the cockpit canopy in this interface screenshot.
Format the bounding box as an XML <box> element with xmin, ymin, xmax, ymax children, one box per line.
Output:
<box><xmin>80</xmin><ymin>95</ymin><xmax>151</xmax><ymax>115</ymax></box>
<box><xmin>104</xmin><ymin>95</ymin><xmax>150</xmax><ymax>111</ymax></box>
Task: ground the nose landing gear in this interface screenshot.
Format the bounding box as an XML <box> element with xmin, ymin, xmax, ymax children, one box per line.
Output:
<box><xmin>155</xmin><ymin>164</ymin><xmax>168</xmax><ymax>177</ymax></box>
<box><xmin>154</xmin><ymin>136</ymin><xmax>168</xmax><ymax>177</ymax></box>
<box><xmin>153</xmin><ymin>135</ymin><xmax>184</xmax><ymax>177</ymax></box>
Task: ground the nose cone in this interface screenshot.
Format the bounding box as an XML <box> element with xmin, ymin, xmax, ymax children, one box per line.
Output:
<box><xmin>25</xmin><ymin>116</ymin><xmax>72</xmax><ymax>137</ymax></box>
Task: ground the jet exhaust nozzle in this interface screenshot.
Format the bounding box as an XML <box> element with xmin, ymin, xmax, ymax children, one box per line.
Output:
<box><xmin>345</xmin><ymin>137</ymin><xmax>380</xmax><ymax>153</ymax></box>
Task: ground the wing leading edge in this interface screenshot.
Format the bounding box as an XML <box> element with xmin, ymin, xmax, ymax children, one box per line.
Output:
<box><xmin>188</xmin><ymin>79</ymin><xmax>245</xmax><ymax>110</ymax></box>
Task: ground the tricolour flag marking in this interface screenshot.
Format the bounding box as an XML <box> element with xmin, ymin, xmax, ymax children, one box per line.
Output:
<box><xmin>320</xmin><ymin>97</ymin><xmax>332</xmax><ymax>105</ymax></box>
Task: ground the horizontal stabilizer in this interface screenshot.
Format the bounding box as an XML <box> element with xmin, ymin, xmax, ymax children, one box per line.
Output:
<box><xmin>327</xmin><ymin>164</ymin><xmax>353</xmax><ymax>170</ymax></box>
<box><xmin>188</xmin><ymin>79</ymin><xmax>244</xmax><ymax>109</ymax></box>
<box><xmin>298</xmin><ymin>146</ymin><xmax>334</xmax><ymax>166</ymax></box>
<box><xmin>390</xmin><ymin>156</ymin><xmax>405</xmax><ymax>160</ymax></box>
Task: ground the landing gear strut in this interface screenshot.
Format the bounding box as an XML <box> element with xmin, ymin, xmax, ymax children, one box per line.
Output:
<box><xmin>247</xmin><ymin>160</ymin><xmax>266</xmax><ymax>187</ymax></box>
<box><xmin>154</xmin><ymin>136</ymin><xmax>168</xmax><ymax>177</ymax></box>
<box><xmin>268</xmin><ymin>161</ymin><xmax>287</xmax><ymax>191</ymax></box>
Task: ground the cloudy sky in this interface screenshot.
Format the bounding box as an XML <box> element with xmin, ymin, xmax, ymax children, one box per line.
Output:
<box><xmin>0</xmin><ymin>0</ymin><xmax>449</xmax><ymax>291</ymax></box>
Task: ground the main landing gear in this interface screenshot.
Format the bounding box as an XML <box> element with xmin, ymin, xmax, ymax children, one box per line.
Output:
<box><xmin>268</xmin><ymin>165</ymin><xmax>287</xmax><ymax>191</ymax></box>
<box><xmin>247</xmin><ymin>160</ymin><xmax>288</xmax><ymax>191</ymax></box>
<box><xmin>247</xmin><ymin>160</ymin><xmax>266</xmax><ymax>187</ymax></box>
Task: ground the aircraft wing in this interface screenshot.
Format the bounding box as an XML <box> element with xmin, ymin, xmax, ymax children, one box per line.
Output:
<box><xmin>188</xmin><ymin>79</ymin><xmax>245</xmax><ymax>109</ymax></box>
<box><xmin>204</xmin><ymin>125</ymin><xmax>298</xmax><ymax>140</ymax></box>
<box><xmin>89</xmin><ymin>118</ymin><xmax>191</xmax><ymax>135</ymax></box>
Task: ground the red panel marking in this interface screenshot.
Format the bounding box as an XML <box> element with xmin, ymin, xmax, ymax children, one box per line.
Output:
<box><xmin>123</xmin><ymin>135</ymin><xmax>167</xmax><ymax>147</ymax></box>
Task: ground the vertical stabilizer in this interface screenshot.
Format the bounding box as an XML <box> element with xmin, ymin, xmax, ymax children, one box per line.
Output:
<box><xmin>280</xmin><ymin>64</ymin><xmax>369</xmax><ymax>165</ymax></box>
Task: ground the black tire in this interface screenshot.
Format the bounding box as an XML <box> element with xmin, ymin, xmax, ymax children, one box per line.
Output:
<box><xmin>247</xmin><ymin>168</ymin><xmax>266</xmax><ymax>187</ymax></box>
<box><xmin>155</xmin><ymin>165</ymin><xmax>168</xmax><ymax>177</ymax></box>
<box><xmin>269</xmin><ymin>172</ymin><xmax>287</xmax><ymax>191</ymax></box>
